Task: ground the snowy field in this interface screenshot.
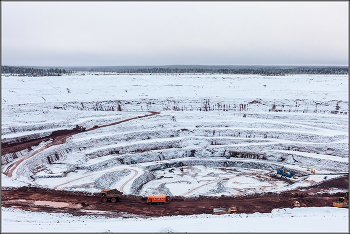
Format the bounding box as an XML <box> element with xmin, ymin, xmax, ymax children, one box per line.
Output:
<box><xmin>2</xmin><ymin>206</ymin><xmax>348</xmax><ymax>233</ymax></box>
<box><xmin>1</xmin><ymin>73</ymin><xmax>349</xmax><ymax>232</ymax></box>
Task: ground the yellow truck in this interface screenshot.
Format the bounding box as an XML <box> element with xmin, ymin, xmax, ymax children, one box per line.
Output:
<box><xmin>100</xmin><ymin>189</ymin><xmax>122</xmax><ymax>203</ymax></box>
<box><xmin>333</xmin><ymin>192</ymin><xmax>348</xmax><ymax>208</ymax></box>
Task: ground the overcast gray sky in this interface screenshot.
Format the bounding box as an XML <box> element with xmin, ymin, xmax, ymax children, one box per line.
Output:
<box><xmin>1</xmin><ymin>1</ymin><xmax>348</xmax><ymax>66</ymax></box>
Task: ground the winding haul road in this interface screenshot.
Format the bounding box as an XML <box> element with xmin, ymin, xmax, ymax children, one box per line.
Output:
<box><xmin>119</xmin><ymin>169</ymin><xmax>139</xmax><ymax>194</ymax></box>
<box><xmin>4</xmin><ymin>135</ymin><xmax>75</xmax><ymax>177</ymax></box>
<box><xmin>54</xmin><ymin>168</ymin><xmax>139</xmax><ymax>194</ymax></box>
<box><xmin>3</xmin><ymin>111</ymin><xmax>160</xmax><ymax>179</ymax></box>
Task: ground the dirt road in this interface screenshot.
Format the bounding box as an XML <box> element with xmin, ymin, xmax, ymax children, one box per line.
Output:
<box><xmin>2</xmin><ymin>175</ymin><xmax>348</xmax><ymax>218</ymax></box>
<box><xmin>2</xmin><ymin>111</ymin><xmax>160</xmax><ymax>177</ymax></box>
<box><xmin>119</xmin><ymin>169</ymin><xmax>139</xmax><ymax>194</ymax></box>
<box><xmin>4</xmin><ymin>134</ymin><xmax>76</xmax><ymax>177</ymax></box>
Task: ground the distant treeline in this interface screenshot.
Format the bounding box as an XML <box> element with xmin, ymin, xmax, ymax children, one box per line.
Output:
<box><xmin>1</xmin><ymin>66</ymin><xmax>74</xmax><ymax>76</ymax></box>
<box><xmin>103</xmin><ymin>66</ymin><xmax>348</xmax><ymax>75</ymax></box>
<box><xmin>2</xmin><ymin>65</ymin><xmax>348</xmax><ymax>75</ymax></box>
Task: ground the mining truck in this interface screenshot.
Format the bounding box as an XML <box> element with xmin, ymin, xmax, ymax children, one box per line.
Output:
<box><xmin>100</xmin><ymin>189</ymin><xmax>122</xmax><ymax>203</ymax></box>
<box><xmin>333</xmin><ymin>192</ymin><xmax>348</xmax><ymax>208</ymax></box>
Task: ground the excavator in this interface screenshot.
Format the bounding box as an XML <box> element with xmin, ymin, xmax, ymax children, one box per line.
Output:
<box><xmin>333</xmin><ymin>192</ymin><xmax>348</xmax><ymax>208</ymax></box>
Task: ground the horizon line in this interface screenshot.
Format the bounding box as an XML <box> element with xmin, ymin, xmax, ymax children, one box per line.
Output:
<box><xmin>2</xmin><ymin>64</ymin><xmax>349</xmax><ymax>67</ymax></box>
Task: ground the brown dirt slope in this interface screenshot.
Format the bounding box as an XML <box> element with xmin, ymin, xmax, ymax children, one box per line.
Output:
<box><xmin>2</xmin><ymin>175</ymin><xmax>348</xmax><ymax>218</ymax></box>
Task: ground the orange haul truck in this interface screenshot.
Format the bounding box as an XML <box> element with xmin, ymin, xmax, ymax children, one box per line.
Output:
<box><xmin>147</xmin><ymin>196</ymin><xmax>166</xmax><ymax>204</ymax></box>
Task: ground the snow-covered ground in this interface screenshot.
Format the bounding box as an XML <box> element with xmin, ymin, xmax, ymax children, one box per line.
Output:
<box><xmin>1</xmin><ymin>74</ymin><xmax>348</xmax><ymax>104</ymax></box>
<box><xmin>2</xmin><ymin>206</ymin><xmax>348</xmax><ymax>233</ymax></box>
<box><xmin>1</xmin><ymin>74</ymin><xmax>348</xmax><ymax>232</ymax></box>
<box><xmin>2</xmin><ymin>74</ymin><xmax>348</xmax><ymax>196</ymax></box>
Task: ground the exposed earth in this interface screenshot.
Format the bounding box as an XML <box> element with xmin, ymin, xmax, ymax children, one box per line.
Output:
<box><xmin>1</xmin><ymin>110</ymin><xmax>348</xmax><ymax>218</ymax></box>
<box><xmin>2</xmin><ymin>175</ymin><xmax>348</xmax><ymax>218</ymax></box>
<box><xmin>2</xmin><ymin>74</ymin><xmax>348</xmax><ymax>220</ymax></box>
<box><xmin>1</xmin><ymin>111</ymin><xmax>160</xmax><ymax>178</ymax></box>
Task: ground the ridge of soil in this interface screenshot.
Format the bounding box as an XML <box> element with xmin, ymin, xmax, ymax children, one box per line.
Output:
<box><xmin>2</xmin><ymin>175</ymin><xmax>348</xmax><ymax>218</ymax></box>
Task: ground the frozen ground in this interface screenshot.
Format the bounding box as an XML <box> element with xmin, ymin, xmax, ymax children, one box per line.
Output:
<box><xmin>1</xmin><ymin>206</ymin><xmax>348</xmax><ymax>233</ymax></box>
<box><xmin>2</xmin><ymin>74</ymin><xmax>348</xmax><ymax>197</ymax></box>
<box><xmin>2</xmin><ymin>74</ymin><xmax>348</xmax><ymax>104</ymax></box>
<box><xmin>1</xmin><ymin>74</ymin><xmax>349</xmax><ymax>232</ymax></box>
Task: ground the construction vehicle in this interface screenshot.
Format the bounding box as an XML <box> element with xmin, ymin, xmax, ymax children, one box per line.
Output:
<box><xmin>213</xmin><ymin>206</ymin><xmax>237</xmax><ymax>214</ymax></box>
<box><xmin>277</xmin><ymin>168</ymin><xmax>295</xmax><ymax>178</ymax></box>
<box><xmin>333</xmin><ymin>192</ymin><xmax>348</xmax><ymax>208</ymax></box>
<box><xmin>147</xmin><ymin>196</ymin><xmax>166</xmax><ymax>204</ymax></box>
<box><xmin>100</xmin><ymin>189</ymin><xmax>122</xmax><ymax>203</ymax></box>
<box><xmin>74</xmin><ymin>125</ymin><xmax>86</xmax><ymax>132</ymax></box>
<box><xmin>292</xmin><ymin>200</ymin><xmax>300</xmax><ymax>208</ymax></box>
<box><xmin>78</xmin><ymin>126</ymin><xmax>86</xmax><ymax>132</ymax></box>
<box><xmin>270</xmin><ymin>167</ymin><xmax>298</xmax><ymax>184</ymax></box>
